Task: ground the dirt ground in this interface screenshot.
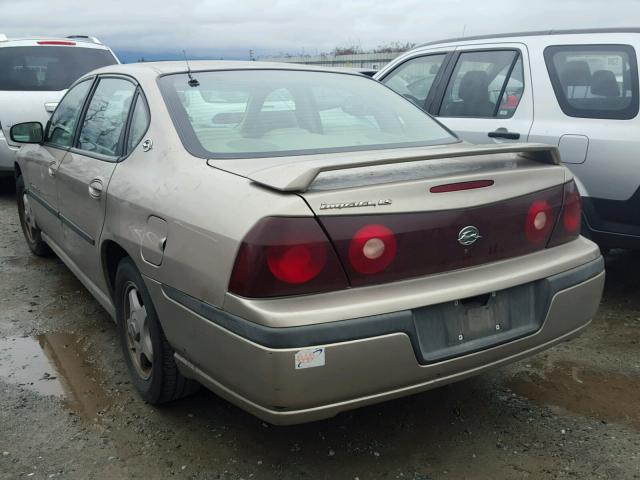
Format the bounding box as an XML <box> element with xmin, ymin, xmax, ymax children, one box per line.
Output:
<box><xmin>0</xmin><ymin>177</ymin><xmax>639</xmax><ymax>480</ymax></box>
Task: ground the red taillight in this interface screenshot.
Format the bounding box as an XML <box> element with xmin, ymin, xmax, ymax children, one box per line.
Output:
<box><xmin>229</xmin><ymin>217</ymin><xmax>348</xmax><ymax>298</ymax></box>
<box><xmin>348</xmin><ymin>224</ymin><xmax>397</xmax><ymax>274</ymax></box>
<box><xmin>267</xmin><ymin>243</ymin><xmax>327</xmax><ymax>284</ymax></box>
<box><xmin>37</xmin><ymin>41</ymin><xmax>76</xmax><ymax>46</ymax></box>
<box><xmin>525</xmin><ymin>200</ymin><xmax>553</xmax><ymax>243</ymax></box>
<box><xmin>563</xmin><ymin>191</ymin><xmax>581</xmax><ymax>233</ymax></box>
<box><xmin>549</xmin><ymin>180</ymin><xmax>582</xmax><ymax>247</ymax></box>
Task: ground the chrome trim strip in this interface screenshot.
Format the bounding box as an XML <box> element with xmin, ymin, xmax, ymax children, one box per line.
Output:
<box><xmin>26</xmin><ymin>188</ymin><xmax>57</xmax><ymax>217</ymax></box>
<box><xmin>59</xmin><ymin>213</ymin><xmax>95</xmax><ymax>245</ymax></box>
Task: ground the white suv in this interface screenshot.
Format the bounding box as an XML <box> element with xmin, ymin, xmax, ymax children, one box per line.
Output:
<box><xmin>0</xmin><ymin>34</ymin><xmax>118</xmax><ymax>177</ymax></box>
<box><xmin>376</xmin><ymin>28</ymin><xmax>640</xmax><ymax>250</ymax></box>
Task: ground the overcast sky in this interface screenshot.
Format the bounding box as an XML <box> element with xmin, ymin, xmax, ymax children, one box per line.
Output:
<box><xmin>1</xmin><ymin>0</ymin><xmax>638</xmax><ymax>60</ymax></box>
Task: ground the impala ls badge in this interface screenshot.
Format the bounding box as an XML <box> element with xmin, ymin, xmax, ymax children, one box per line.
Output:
<box><xmin>319</xmin><ymin>199</ymin><xmax>392</xmax><ymax>210</ymax></box>
<box><xmin>458</xmin><ymin>225</ymin><xmax>481</xmax><ymax>246</ymax></box>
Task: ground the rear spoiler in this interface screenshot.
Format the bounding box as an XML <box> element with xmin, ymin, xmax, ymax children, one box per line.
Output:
<box><xmin>211</xmin><ymin>143</ymin><xmax>560</xmax><ymax>193</ymax></box>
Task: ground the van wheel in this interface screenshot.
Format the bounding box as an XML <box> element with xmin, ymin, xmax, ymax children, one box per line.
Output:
<box><xmin>115</xmin><ymin>257</ymin><xmax>199</xmax><ymax>403</ymax></box>
<box><xmin>16</xmin><ymin>175</ymin><xmax>51</xmax><ymax>256</ymax></box>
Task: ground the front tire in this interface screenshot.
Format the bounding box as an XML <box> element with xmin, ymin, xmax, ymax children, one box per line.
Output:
<box><xmin>16</xmin><ymin>175</ymin><xmax>51</xmax><ymax>256</ymax></box>
<box><xmin>115</xmin><ymin>257</ymin><xmax>199</xmax><ymax>404</ymax></box>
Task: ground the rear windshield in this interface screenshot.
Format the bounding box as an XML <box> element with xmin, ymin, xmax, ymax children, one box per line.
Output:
<box><xmin>0</xmin><ymin>46</ymin><xmax>117</xmax><ymax>91</ymax></box>
<box><xmin>159</xmin><ymin>70</ymin><xmax>457</xmax><ymax>159</ymax></box>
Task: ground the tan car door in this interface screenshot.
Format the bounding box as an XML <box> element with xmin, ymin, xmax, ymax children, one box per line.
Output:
<box><xmin>55</xmin><ymin>76</ymin><xmax>137</xmax><ymax>290</ymax></box>
<box><xmin>24</xmin><ymin>79</ymin><xmax>94</xmax><ymax>245</ymax></box>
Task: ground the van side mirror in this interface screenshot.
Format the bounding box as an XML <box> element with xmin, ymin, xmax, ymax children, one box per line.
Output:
<box><xmin>10</xmin><ymin>122</ymin><xmax>44</xmax><ymax>144</ymax></box>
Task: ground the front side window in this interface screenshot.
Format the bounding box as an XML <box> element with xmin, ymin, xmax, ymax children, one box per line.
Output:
<box><xmin>382</xmin><ymin>54</ymin><xmax>448</xmax><ymax>108</ymax></box>
<box><xmin>545</xmin><ymin>44</ymin><xmax>639</xmax><ymax>119</ymax></box>
<box><xmin>0</xmin><ymin>46</ymin><xmax>117</xmax><ymax>92</ymax></box>
<box><xmin>45</xmin><ymin>79</ymin><xmax>92</xmax><ymax>148</ymax></box>
<box><xmin>77</xmin><ymin>78</ymin><xmax>136</xmax><ymax>158</ymax></box>
<box><xmin>440</xmin><ymin>50</ymin><xmax>523</xmax><ymax>118</ymax></box>
<box><xmin>159</xmin><ymin>70</ymin><xmax>457</xmax><ymax>159</ymax></box>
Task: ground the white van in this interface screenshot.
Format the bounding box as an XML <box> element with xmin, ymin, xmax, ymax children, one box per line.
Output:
<box><xmin>0</xmin><ymin>35</ymin><xmax>118</xmax><ymax>176</ymax></box>
<box><xmin>376</xmin><ymin>28</ymin><xmax>640</xmax><ymax>249</ymax></box>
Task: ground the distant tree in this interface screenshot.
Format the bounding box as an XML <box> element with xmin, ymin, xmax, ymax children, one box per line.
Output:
<box><xmin>332</xmin><ymin>41</ymin><xmax>364</xmax><ymax>56</ymax></box>
<box><xmin>373</xmin><ymin>41</ymin><xmax>416</xmax><ymax>53</ymax></box>
<box><xmin>274</xmin><ymin>40</ymin><xmax>415</xmax><ymax>60</ymax></box>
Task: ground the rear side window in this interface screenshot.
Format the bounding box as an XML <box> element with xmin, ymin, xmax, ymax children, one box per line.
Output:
<box><xmin>545</xmin><ymin>44</ymin><xmax>639</xmax><ymax>119</ymax></box>
<box><xmin>126</xmin><ymin>94</ymin><xmax>150</xmax><ymax>153</ymax></box>
<box><xmin>439</xmin><ymin>50</ymin><xmax>524</xmax><ymax>118</ymax></box>
<box><xmin>0</xmin><ymin>46</ymin><xmax>117</xmax><ymax>91</ymax></box>
<box><xmin>77</xmin><ymin>78</ymin><xmax>136</xmax><ymax>158</ymax></box>
<box><xmin>381</xmin><ymin>54</ymin><xmax>448</xmax><ymax>108</ymax></box>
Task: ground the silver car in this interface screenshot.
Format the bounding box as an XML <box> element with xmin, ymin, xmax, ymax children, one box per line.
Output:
<box><xmin>11</xmin><ymin>61</ymin><xmax>604</xmax><ymax>424</ymax></box>
<box><xmin>0</xmin><ymin>34</ymin><xmax>118</xmax><ymax>177</ymax></box>
<box><xmin>376</xmin><ymin>28</ymin><xmax>640</xmax><ymax>250</ymax></box>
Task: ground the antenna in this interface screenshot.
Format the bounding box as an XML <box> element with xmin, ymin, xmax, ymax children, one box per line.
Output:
<box><xmin>182</xmin><ymin>50</ymin><xmax>200</xmax><ymax>87</ymax></box>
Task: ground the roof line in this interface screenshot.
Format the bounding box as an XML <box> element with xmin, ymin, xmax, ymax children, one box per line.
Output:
<box><xmin>416</xmin><ymin>27</ymin><xmax>640</xmax><ymax>48</ymax></box>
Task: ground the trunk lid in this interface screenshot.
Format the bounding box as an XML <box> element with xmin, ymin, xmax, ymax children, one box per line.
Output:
<box><xmin>302</xmin><ymin>149</ymin><xmax>568</xmax><ymax>287</ymax></box>
<box><xmin>214</xmin><ymin>143</ymin><xmax>573</xmax><ymax>288</ymax></box>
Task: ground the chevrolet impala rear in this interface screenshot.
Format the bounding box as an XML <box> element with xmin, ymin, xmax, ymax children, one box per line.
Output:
<box><xmin>138</xmin><ymin>67</ymin><xmax>603</xmax><ymax>424</ymax></box>
<box><xmin>15</xmin><ymin>63</ymin><xmax>602</xmax><ymax>425</ymax></box>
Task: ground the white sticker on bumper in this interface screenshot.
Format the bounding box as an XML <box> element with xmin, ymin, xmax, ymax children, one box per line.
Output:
<box><xmin>295</xmin><ymin>347</ymin><xmax>325</xmax><ymax>369</ymax></box>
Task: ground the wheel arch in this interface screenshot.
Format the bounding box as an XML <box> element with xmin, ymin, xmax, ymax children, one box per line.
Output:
<box><xmin>101</xmin><ymin>239</ymin><xmax>136</xmax><ymax>299</ymax></box>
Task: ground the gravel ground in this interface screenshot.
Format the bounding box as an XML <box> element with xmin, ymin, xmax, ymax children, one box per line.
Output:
<box><xmin>0</xmin><ymin>177</ymin><xmax>639</xmax><ymax>480</ymax></box>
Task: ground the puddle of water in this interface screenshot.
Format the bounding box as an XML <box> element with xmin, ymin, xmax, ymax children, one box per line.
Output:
<box><xmin>0</xmin><ymin>336</ymin><xmax>64</xmax><ymax>396</ymax></box>
<box><xmin>508</xmin><ymin>361</ymin><xmax>640</xmax><ymax>430</ymax></box>
<box><xmin>0</xmin><ymin>333</ymin><xmax>112</xmax><ymax>420</ymax></box>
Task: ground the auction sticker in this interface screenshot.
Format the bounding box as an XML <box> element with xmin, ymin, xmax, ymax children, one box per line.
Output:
<box><xmin>294</xmin><ymin>347</ymin><xmax>325</xmax><ymax>369</ymax></box>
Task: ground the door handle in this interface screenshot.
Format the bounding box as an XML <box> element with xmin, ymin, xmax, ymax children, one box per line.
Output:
<box><xmin>47</xmin><ymin>161</ymin><xmax>57</xmax><ymax>177</ymax></box>
<box><xmin>488</xmin><ymin>129</ymin><xmax>520</xmax><ymax>140</ymax></box>
<box><xmin>88</xmin><ymin>179</ymin><xmax>103</xmax><ymax>199</ymax></box>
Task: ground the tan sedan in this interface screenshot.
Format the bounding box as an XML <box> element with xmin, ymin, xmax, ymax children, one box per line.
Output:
<box><xmin>10</xmin><ymin>61</ymin><xmax>604</xmax><ymax>424</ymax></box>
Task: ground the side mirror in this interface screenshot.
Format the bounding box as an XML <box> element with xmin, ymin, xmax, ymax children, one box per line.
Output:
<box><xmin>10</xmin><ymin>122</ymin><xmax>44</xmax><ymax>144</ymax></box>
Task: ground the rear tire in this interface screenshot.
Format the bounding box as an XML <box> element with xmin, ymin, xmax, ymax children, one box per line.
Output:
<box><xmin>115</xmin><ymin>257</ymin><xmax>199</xmax><ymax>404</ymax></box>
<box><xmin>16</xmin><ymin>175</ymin><xmax>51</xmax><ymax>256</ymax></box>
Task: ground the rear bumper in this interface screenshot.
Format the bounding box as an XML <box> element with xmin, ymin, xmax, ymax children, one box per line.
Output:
<box><xmin>145</xmin><ymin>253</ymin><xmax>605</xmax><ymax>425</ymax></box>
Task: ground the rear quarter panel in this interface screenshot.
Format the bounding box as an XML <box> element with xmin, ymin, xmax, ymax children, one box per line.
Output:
<box><xmin>101</xmin><ymin>75</ymin><xmax>311</xmax><ymax>309</ymax></box>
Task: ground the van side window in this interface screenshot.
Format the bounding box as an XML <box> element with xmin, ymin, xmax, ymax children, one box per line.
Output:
<box><xmin>381</xmin><ymin>54</ymin><xmax>448</xmax><ymax>109</ymax></box>
<box><xmin>439</xmin><ymin>50</ymin><xmax>523</xmax><ymax>118</ymax></box>
<box><xmin>545</xmin><ymin>44</ymin><xmax>639</xmax><ymax>119</ymax></box>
